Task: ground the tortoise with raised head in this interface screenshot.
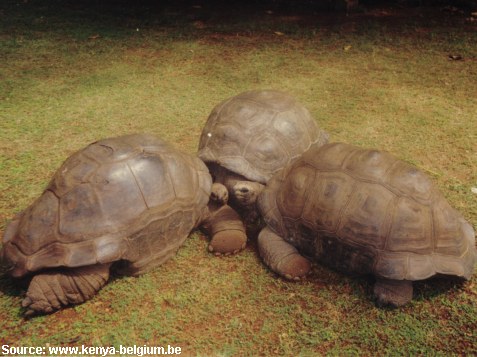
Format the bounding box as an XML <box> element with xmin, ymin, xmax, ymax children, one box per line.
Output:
<box><xmin>258</xmin><ymin>142</ymin><xmax>476</xmax><ymax>306</ymax></box>
<box><xmin>1</xmin><ymin>133</ymin><xmax>245</xmax><ymax>315</ymax></box>
<box><xmin>198</xmin><ymin>90</ymin><xmax>329</xmax><ymax>250</ymax></box>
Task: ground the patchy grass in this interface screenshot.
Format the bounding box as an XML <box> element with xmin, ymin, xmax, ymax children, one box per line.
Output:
<box><xmin>1</xmin><ymin>0</ymin><xmax>476</xmax><ymax>355</ymax></box>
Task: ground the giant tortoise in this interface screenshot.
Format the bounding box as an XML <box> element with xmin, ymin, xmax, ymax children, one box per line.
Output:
<box><xmin>198</xmin><ymin>90</ymin><xmax>329</xmax><ymax>249</ymax></box>
<box><xmin>2</xmin><ymin>134</ymin><xmax>245</xmax><ymax>315</ymax></box>
<box><xmin>258</xmin><ymin>142</ymin><xmax>476</xmax><ymax>306</ymax></box>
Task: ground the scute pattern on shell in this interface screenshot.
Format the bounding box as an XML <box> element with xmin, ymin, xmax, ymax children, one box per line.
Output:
<box><xmin>259</xmin><ymin>142</ymin><xmax>477</xmax><ymax>281</ymax></box>
<box><xmin>198</xmin><ymin>90</ymin><xmax>329</xmax><ymax>183</ymax></box>
<box><xmin>2</xmin><ymin>134</ymin><xmax>212</xmax><ymax>278</ymax></box>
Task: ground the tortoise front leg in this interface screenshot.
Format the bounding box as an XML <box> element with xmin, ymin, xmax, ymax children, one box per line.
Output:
<box><xmin>203</xmin><ymin>204</ymin><xmax>247</xmax><ymax>255</ymax></box>
<box><xmin>258</xmin><ymin>227</ymin><xmax>311</xmax><ymax>280</ymax></box>
<box><xmin>213</xmin><ymin>166</ymin><xmax>264</xmax><ymax>209</ymax></box>
<box><xmin>373</xmin><ymin>278</ymin><xmax>413</xmax><ymax>307</ymax></box>
<box><xmin>202</xmin><ymin>183</ymin><xmax>247</xmax><ymax>255</ymax></box>
<box><xmin>210</xmin><ymin>182</ymin><xmax>229</xmax><ymax>205</ymax></box>
<box><xmin>22</xmin><ymin>263</ymin><xmax>111</xmax><ymax>316</ymax></box>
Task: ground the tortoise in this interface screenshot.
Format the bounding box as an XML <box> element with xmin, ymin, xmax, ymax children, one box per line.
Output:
<box><xmin>1</xmin><ymin>134</ymin><xmax>245</xmax><ymax>315</ymax></box>
<box><xmin>257</xmin><ymin>142</ymin><xmax>477</xmax><ymax>306</ymax></box>
<box><xmin>198</xmin><ymin>90</ymin><xmax>329</xmax><ymax>247</ymax></box>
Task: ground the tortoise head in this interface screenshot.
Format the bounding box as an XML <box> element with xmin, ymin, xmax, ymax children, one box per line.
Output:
<box><xmin>0</xmin><ymin>246</ymin><xmax>11</xmax><ymax>273</ymax></box>
<box><xmin>1</xmin><ymin>213</ymin><xmax>30</xmax><ymax>278</ymax></box>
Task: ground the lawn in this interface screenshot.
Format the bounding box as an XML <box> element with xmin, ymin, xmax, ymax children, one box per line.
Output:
<box><xmin>1</xmin><ymin>0</ymin><xmax>476</xmax><ymax>355</ymax></box>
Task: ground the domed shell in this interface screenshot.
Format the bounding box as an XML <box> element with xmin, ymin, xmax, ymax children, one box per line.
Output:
<box><xmin>259</xmin><ymin>142</ymin><xmax>477</xmax><ymax>281</ymax></box>
<box><xmin>2</xmin><ymin>134</ymin><xmax>212</xmax><ymax>277</ymax></box>
<box><xmin>198</xmin><ymin>90</ymin><xmax>329</xmax><ymax>184</ymax></box>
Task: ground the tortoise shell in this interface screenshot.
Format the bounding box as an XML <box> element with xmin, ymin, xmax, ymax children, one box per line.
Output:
<box><xmin>2</xmin><ymin>134</ymin><xmax>211</xmax><ymax>278</ymax></box>
<box><xmin>258</xmin><ymin>142</ymin><xmax>476</xmax><ymax>281</ymax></box>
<box><xmin>198</xmin><ymin>90</ymin><xmax>329</xmax><ymax>184</ymax></box>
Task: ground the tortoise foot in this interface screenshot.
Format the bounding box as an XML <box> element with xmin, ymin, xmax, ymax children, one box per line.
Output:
<box><xmin>374</xmin><ymin>278</ymin><xmax>413</xmax><ymax>307</ymax></box>
<box><xmin>210</xmin><ymin>183</ymin><xmax>229</xmax><ymax>205</ymax></box>
<box><xmin>204</xmin><ymin>204</ymin><xmax>247</xmax><ymax>255</ymax></box>
<box><xmin>276</xmin><ymin>254</ymin><xmax>311</xmax><ymax>281</ymax></box>
<box><xmin>258</xmin><ymin>226</ymin><xmax>311</xmax><ymax>280</ymax></box>
<box><xmin>22</xmin><ymin>295</ymin><xmax>54</xmax><ymax>317</ymax></box>
<box><xmin>208</xmin><ymin>229</ymin><xmax>247</xmax><ymax>255</ymax></box>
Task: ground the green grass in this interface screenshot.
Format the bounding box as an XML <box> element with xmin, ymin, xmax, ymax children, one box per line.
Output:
<box><xmin>1</xmin><ymin>0</ymin><xmax>477</xmax><ymax>355</ymax></box>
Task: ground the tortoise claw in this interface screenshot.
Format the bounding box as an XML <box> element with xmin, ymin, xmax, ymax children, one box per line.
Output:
<box><xmin>21</xmin><ymin>297</ymin><xmax>40</xmax><ymax>318</ymax></box>
<box><xmin>21</xmin><ymin>297</ymin><xmax>32</xmax><ymax>308</ymax></box>
<box><xmin>284</xmin><ymin>273</ymin><xmax>305</xmax><ymax>281</ymax></box>
<box><xmin>208</xmin><ymin>241</ymin><xmax>246</xmax><ymax>257</ymax></box>
<box><xmin>23</xmin><ymin>308</ymin><xmax>35</xmax><ymax>318</ymax></box>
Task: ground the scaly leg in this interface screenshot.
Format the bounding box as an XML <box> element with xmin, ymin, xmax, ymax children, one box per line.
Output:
<box><xmin>23</xmin><ymin>263</ymin><xmax>111</xmax><ymax>316</ymax></box>
<box><xmin>212</xmin><ymin>166</ymin><xmax>264</xmax><ymax>209</ymax></box>
<box><xmin>258</xmin><ymin>227</ymin><xmax>311</xmax><ymax>280</ymax></box>
<box><xmin>203</xmin><ymin>206</ymin><xmax>247</xmax><ymax>255</ymax></box>
<box><xmin>373</xmin><ymin>278</ymin><xmax>413</xmax><ymax>307</ymax></box>
<box><xmin>210</xmin><ymin>182</ymin><xmax>229</xmax><ymax>205</ymax></box>
<box><xmin>202</xmin><ymin>183</ymin><xmax>247</xmax><ymax>255</ymax></box>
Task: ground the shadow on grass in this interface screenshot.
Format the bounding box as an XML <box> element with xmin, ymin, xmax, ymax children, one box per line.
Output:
<box><xmin>413</xmin><ymin>275</ymin><xmax>469</xmax><ymax>301</ymax></box>
<box><xmin>0</xmin><ymin>266</ymin><xmax>30</xmax><ymax>318</ymax></box>
<box><xmin>2</xmin><ymin>0</ymin><xmax>474</xmax><ymax>43</ymax></box>
<box><xmin>0</xmin><ymin>266</ymin><xmax>28</xmax><ymax>298</ymax></box>
<box><xmin>0</xmin><ymin>262</ymin><xmax>138</xmax><ymax>319</ymax></box>
<box><xmin>245</xmin><ymin>224</ymin><xmax>468</xmax><ymax>307</ymax></box>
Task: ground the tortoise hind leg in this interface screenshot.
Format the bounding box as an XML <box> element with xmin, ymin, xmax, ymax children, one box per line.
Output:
<box><xmin>258</xmin><ymin>227</ymin><xmax>311</xmax><ymax>280</ymax></box>
<box><xmin>22</xmin><ymin>263</ymin><xmax>111</xmax><ymax>316</ymax></box>
<box><xmin>373</xmin><ymin>278</ymin><xmax>413</xmax><ymax>307</ymax></box>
